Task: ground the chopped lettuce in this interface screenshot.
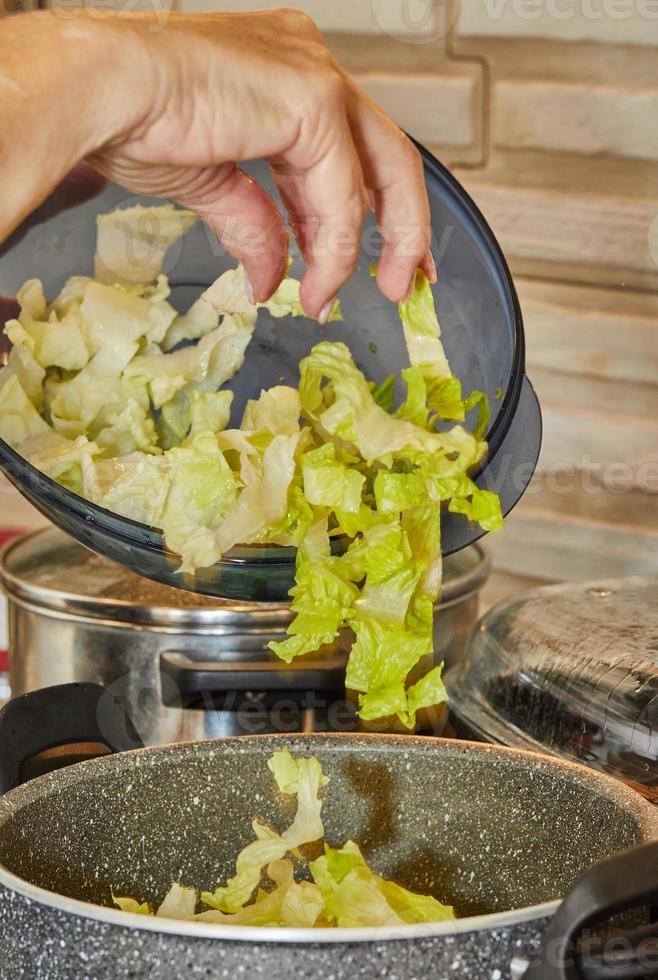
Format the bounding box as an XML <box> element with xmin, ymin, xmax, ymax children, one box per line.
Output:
<box><xmin>399</xmin><ymin>269</ymin><xmax>452</xmax><ymax>381</ymax></box>
<box><xmin>112</xmin><ymin>895</ymin><xmax>152</xmax><ymax>916</ymax></box>
<box><xmin>156</xmin><ymin>883</ymin><xmax>198</xmax><ymax>920</ymax></box>
<box><xmin>301</xmin><ymin>443</ymin><xmax>365</xmax><ymax>514</ymax></box>
<box><xmin>0</xmin><ymin>204</ymin><xmax>503</xmax><ymax>729</ymax></box>
<box><xmin>310</xmin><ymin>839</ymin><xmax>454</xmax><ymax>927</ymax></box>
<box><xmin>0</xmin><ymin>371</ymin><xmax>50</xmax><ymax>447</ymax></box>
<box><xmin>241</xmin><ymin>386</ymin><xmax>301</xmax><ymax>437</ymax></box>
<box><xmin>162</xmin><ymin>297</ymin><xmax>220</xmax><ymax>352</ymax></box>
<box><xmin>201</xmin><ymin>750</ymin><xmax>328</xmax><ymax>913</ymax></box>
<box><xmin>112</xmin><ymin>750</ymin><xmax>455</xmax><ymax>929</ymax></box>
<box><xmin>94</xmin><ymin>203</ymin><xmax>198</xmax><ymax>286</ymax></box>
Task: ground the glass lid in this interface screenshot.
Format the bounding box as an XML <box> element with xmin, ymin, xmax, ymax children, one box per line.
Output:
<box><xmin>445</xmin><ymin>575</ymin><xmax>658</xmax><ymax>802</ymax></box>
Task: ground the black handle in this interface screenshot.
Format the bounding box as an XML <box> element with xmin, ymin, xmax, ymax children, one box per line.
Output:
<box><xmin>524</xmin><ymin>841</ymin><xmax>658</xmax><ymax>980</ymax></box>
<box><xmin>159</xmin><ymin>650</ymin><xmax>347</xmax><ymax>709</ymax></box>
<box><xmin>0</xmin><ymin>682</ymin><xmax>144</xmax><ymax>795</ymax></box>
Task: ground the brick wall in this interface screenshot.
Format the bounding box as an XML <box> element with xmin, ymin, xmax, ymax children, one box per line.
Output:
<box><xmin>447</xmin><ymin>1</ymin><xmax>658</xmax><ymax>597</ymax></box>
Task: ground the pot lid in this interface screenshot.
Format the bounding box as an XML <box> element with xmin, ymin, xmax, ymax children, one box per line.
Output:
<box><xmin>0</xmin><ymin>528</ymin><xmax>290</xmax><ymax>629</ymax></box>
<box><xmin>0</xmin><ymin>527</ymin><xmax>488</xmax><ymax>629</ymax></box>
<box><xmin>445</xmin><ymin>575</ymin><xmax>658</xmax><ymax>802</ymax></box>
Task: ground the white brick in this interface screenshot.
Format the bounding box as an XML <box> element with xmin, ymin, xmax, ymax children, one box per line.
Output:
<box><xmin>528</xmin><ymin>366</ymin><xmax>658</xmax><ymax>477</ymax></box>
<box><xmin>522</xmin><ymin>468</ymin><xmax>658</xmax><ymax>529</ymax></box>
<box><xmin>461</xmin><ymin>174</ymin><xmax>658</xmax><ymax>274</ymax></box>
<box><xmin>541</xmin><ymin>404</ymin><xmax>657</xmax><ymax>471</ymax></box>
<box><xmin>354</xmin><ymin>70</ymin><xmax>479</xmax><ymax>146</ymax></box>
<box><xmin>518</xmin><ymin>279</ymin><xmax>658</xmax><ymax>385</ymax></box>
<box><xmin>456</xmin><ymin>0</ymin><xmax>658</xmax><ymax>46</ymax></box>
<box><xmin>495</xmin><ymin>78</ymin><xmax>658</xmax><ymax>161</ymax></box>
<box><xmin>538</xmin><ymin>404</ymin><xmax>658</xmax><ymax>475</ymax></box>
<box><xmin>488</xmin><ymin>508</ymin><xmax>658</xmax><ymax>580</ymax></box>
<box><xmin>531</xmin><ymin>366</ymin><xmax>658</xmax><ymax>423</ymax></box>
<box><xmin>173</xmin><ymin>0</ymin><xmax>444</xmax><ymax>36</ymax></box>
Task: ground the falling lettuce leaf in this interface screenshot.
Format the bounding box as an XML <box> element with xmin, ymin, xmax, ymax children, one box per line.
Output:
<box><xmin>399</xmin><ymin>269</ymin><xmax>451</xmax><ymax>381</ymax></box>
<box><xmin>200</xmin><ymin>750</ymin><xmax>328</xmax><ymax>913</ymax></box>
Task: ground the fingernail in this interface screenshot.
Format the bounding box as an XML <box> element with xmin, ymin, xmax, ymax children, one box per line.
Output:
<box><xmin>243</xmin><ymin>269</ymin><xmax>255</xmax><ymax>305</ymax></box>
<box><xmin>318</xmin><ymin>299</ymin><xmax>335</xmax><ymax>325</ymax></box>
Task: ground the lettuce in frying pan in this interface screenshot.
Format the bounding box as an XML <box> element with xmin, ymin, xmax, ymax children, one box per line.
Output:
<box><xmin>112</xmin><ymin>749</ymin><xmax>455</xmax><ymax>929</ymax></box>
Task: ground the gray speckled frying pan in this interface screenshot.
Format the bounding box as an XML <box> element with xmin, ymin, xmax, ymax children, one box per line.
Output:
<box><xmin>0</xmin><ymin>684</ymin><xmax>657</xmax><ymax>980</ymax></box>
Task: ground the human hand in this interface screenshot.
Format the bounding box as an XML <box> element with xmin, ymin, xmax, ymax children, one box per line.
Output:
<box><xmin>1</xmin><ymin>10</ymin><xmax>435</xmax><ymax>318</ymax></box>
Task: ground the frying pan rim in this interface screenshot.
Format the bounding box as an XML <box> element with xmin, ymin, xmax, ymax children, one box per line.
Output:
<box><xmin>1</xmin><ymin>733</ymin><xmax>656</xmax><ymax>945</ymax></box>
<box><xmin>0</xmin><ymin>862</ymin><xmax>558</xmax><ymax>943</ymax></box>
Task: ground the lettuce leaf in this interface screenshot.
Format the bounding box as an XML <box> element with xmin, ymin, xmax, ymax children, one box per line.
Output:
<box><xmin>0</xmin><ymin>371</ymin><xmax>50</xmax><ymax>448</ymax></box>
<box><xmin>156</xmin><ymin>883</ymin><xmax>198</xmax><ymax>920</ymax></box>
<box><xmin>215</xmin><ymin>431</ymin><xmax>302</xmax><ymax>555</ymax></box>
<box><xmin>162</xmin><ymin>297</ymin><xmax>220</xmax><ymax>352</ymax></box>
<box><xmin>269</xmin><ymin>555</ymin><xmax>358</xmax><ymax>663</ymax></box>
<box><xmin>311</xmin><ymin>839</ymin><xmax>453</xmax><ymax>927</ymax></box>
<box><xmin>201</xmin><ymin>750</ymin><xmax>328</xmax><ymax>914</ymax></box>
<box><xmin>299</xmin><ymin>341</ymin><xmax>484</xmax><ymax>466</ymax></box>
<box><xmin>399</xmin><ymin>270</ymin><xmax>451</xmax><ymax>380</ymax></box>
<box><xmin>241</xmin><ymin>386</ymin><xmax>301</xmax><ymax>437</ymax></box>
<box><xmin>94</xmin><ymin>204</ymin><xmax>197</xmax><ymax>286</ymax></box>
<box><xmin>112</xmin><ymin>895</ymin><xmax>152</xmax><ymax>916</ymax></box>
<box><xmin>301</xmin><ymin>443</ymin><xmax>365</xmax><ymax>514</ymax></box>
<box><xmin>448</xmin><ymin>484</ymin><xmax>503</xmax><ymax>532</ymax></box>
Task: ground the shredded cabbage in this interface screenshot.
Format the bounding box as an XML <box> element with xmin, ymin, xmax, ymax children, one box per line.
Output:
<box><xmin>0</xmin><ymin>204</ymin><xmax>502</xmax><ymax>726</ymax></box>
<box><xmin>112</xmin><ymin>749</ymin><xmax>454</xmax><ymax>928</ymax></box>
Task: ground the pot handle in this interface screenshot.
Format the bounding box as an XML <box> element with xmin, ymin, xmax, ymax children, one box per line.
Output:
<box><xmin>523</xmin><ymin>840</ymin><xmax>658</xmax><ymax>980</ymax></box>
<box><xmin>159</xmin><ymin>650</ymin><xmax>346</xmax><ymax>708</ymax></box>
<box><xmin>0</xmin><ymin>682</ymin><xmax>144</xmax><ymax>795</ymax></box>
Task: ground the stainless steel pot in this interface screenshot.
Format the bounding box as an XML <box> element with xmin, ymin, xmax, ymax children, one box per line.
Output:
<box><xmin>0</xmin><ymin>528</ymin><xmax>490</xmax><ymax>744</ymax></box>
<box><xmin>0</xmin><ymin>683</ymin><xmax>657</xmax><ymax>980</ymax></box>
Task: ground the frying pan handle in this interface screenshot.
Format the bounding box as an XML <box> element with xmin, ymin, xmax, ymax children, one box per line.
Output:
<box><xmin>159</xmin><ymin>650</ymin><xmax>346</xmax><ymax>708</ymax></box>
<box><xmin>523</xmin><ymin>840</ymin><xmax>658</xmax><ymax>980</ymax></box>
<box><xmin>0</xmin><ymin>682</ymin><xmax>144</xmax><ymax>795</ymax></box>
